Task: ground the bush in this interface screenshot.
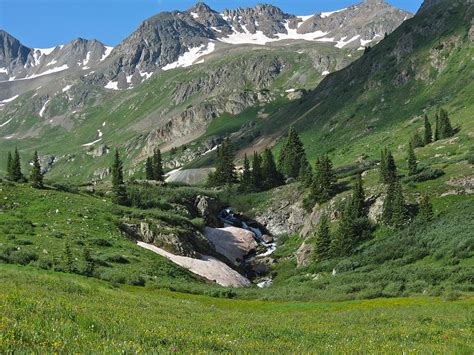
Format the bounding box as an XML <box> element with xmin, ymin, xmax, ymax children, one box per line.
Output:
<box><xmin>9</xmin><ymin>251</ymin><xmax>39</xmax><ymax>265</ymax></box>
<box><xmin>105</xmin><ymin>255</ymin><xmax>130</xmax><ymax>264</ymax></box>
<box><xmin>402</xmin><ymin>167</ymin><xmax>445</xmax><ymax>183</ymax></box>
<box><xmin>91</xmin><ymin>238</ymin><xmax>113</xmax><ymax>247</ymax></box>
<box><xmin>191</xmin><ymin>218</ymin><xmax>205</xmax><ymax>230</ymax></box>
<box><xmin>127</xmin><ymin>274</ymin><xmax>146</xmax><ymax>286</ymax></box>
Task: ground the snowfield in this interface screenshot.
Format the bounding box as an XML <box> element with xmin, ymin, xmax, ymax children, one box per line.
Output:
<box><xmin>162</xmin><ymin>42</ymin><xmax>216</xmax><ymax>70</ymax></box>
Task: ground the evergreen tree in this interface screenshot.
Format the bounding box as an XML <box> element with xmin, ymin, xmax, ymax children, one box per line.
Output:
<box><xmin>239</xmin><ymin>154</ymin><xmax>253</xmax><ymax>192</ymax></box>
<box><xmin>11</xmin><ymin>148</ymin><xmax>23</xmax><ymax>182</ymax></box>
<box><xmin>111</xmin><ymin>149</ymin><xmax>128</xmax><ymax>205</ymax></box>
<box><xmin>208</xmin><ymin>138</ymin><xmax>237</xmax><ymax>186</ymax></box>
<box><xmin>350</xmin><ymin>174</ymin><xmax>366</xmax><ymax>219</ymax></box>
<box><xmin>419</xmin><ymin>195</ymin><xmax>434</xmax><ymax>223</ymax></box>
<box><xmin>424</xmin><ymin>114</ymin><xmax>432</xmax><ymax>145</ymax></box>
<box><xmin>379</xmin><ymin>149</ymin><xmax>388</xmax><ymax>183</ymax></box>
<box><xmin>6</xmin><ymin>151</ymin><xmax>13</xmax><ymax>180</ymax></box>
<box><xmin>438</xmin><ymin>108</ymin><xmax>454</xmax><ymax>139</ymax></box>
<box><xmin>407</xmin><ymin>142</ymin><xmax>418</xmax><ymax>176</ymax></box>
<box><xmin>82</xmin><ymin>247</ymin><xmax>95</xmax><ymax>277</ymax></box>
<box><xmin>145</xmin><ymin>157</ymin><xmax>154</xmax><ymax>180</ymax></box>
<box><xmin>311</xmin><ymin>155</ymin><xmax>336</xmax><ymax>203</ymax></box>
<box><xmin>261</xmin><ymin>148</ymin><xmax>283</xmax><ymax>189</ymax></box>
<box><xmin>63</xmin><ymin>243</ymin><xmax>74</xmax><ymax>273</ymax></box>
<box><xmin>411</xmin><ymin>132</ymin><xmax>425</xmax><ymax>148</ymax></box>
<box><xmin>251</xmin><ymin>151</ymin><xmax>263</xmax><ymax>190</ymax></box>
<box><xmin>434</xmin><ymin>112</ymin><xmax>440</xmax><ymax>141</ymax></box>
<box><xmin>385</xmin><ymin>150</ymin><xmax>398</xmax><ymax>183</ymax></box>
<box><xmin>332</xmin><ymin>200</ymin><xmax>356</xmax><ymax>257</ymax></box>
<box><xmin>383</xmin><ymin>179</ymin><xmax>408</xmax><ymax>227</ymax></box>
<box><xmin>314</xmin><ymin>214</ymin><xmax>331</xmax><ymax>261</ymax></box>
<box><xmin>30</xmin><ymin>150</ymin><xmax>44</xmax><ymax>188</ymax></box>
<box><xmin>152</xmin><ymin>148</ymin><xmax>164</xmax><ymax>182</ymax></box>
<box><xmin>278</xmin><ymin>127</ymin><xmax>308</xmax><ymax>178</ymax></box>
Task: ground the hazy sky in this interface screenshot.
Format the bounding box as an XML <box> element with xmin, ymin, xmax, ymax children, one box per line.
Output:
<box><xmin>0</xmin><ymin>0</ymin><xmax>424</xmax><ymax>48</ymax></box>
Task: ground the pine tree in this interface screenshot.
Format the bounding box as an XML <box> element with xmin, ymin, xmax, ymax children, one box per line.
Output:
<box><xmin>385</xmin><ymin>150</ymin><xmax>398</xmax><ymax>183</ymax></box>
<box><xmin>411</xmin><ymin>132</ymin><xmax>425</xmax><ymax>148</ymax></box>
<box><xmin>145</xmin><ymin>157</ymin><xmax>154</xmax><ymax>180</ymax></box>
<box><xmin>251</xmin><ymin>151</ymin><xmax>263</xmax><ymax>191</ymax></box>
<box><xmin>383</xmin><ymin>179</ymin><xmax>407</xmax><ymax>227</ymax></box>
<box><xmin>11</xmin><ymin>148</ymin><xmax>23</xmax><ymax>182</ymax></box>
<box><xmin>311</xmin><ymin>155</ymin><xmax>336</xmax><ymax>203</ymax></box>
<box><xmin>239</xmin><ymin>154</ymin><xmax>252</xmax><ymax>192</ymax></box>
<box><xmin>208</xmin><ymin>138</ymin><xmax>236</xmax><ymax>186</ymax></box>
<box><xmin>332</xmin><ymin>200</ymin><xmax>356</xmax><ymax>257</ymax></box>
<box><xmin>407</xmin><ymin>142</ymin><xmax>418</xmax><ymax>176</ymax></box>
<box><xmin>438</xmin><ymin>108</ymin><xmax>454</xmax><ymax>139</ymax></box>
<box><xmin>314</xmin><ymin>214</ymin><xmax>331</xmax><ymax>261</ymax></box>
<box><xmin>63</xmin><ymin>243</ymin><xmax>74</xmax><ymax>273</ymax></box>
<box><xmin>278</xmin><ymin>127</ymin><xmax>308</xmax><ymax>178</ymax></box>
<box><xmin>424</xmin><ymin>114</ymin><xmax>432</xmax><ymax>145</ymax></box>
<box><xmin>261</xmin><ymin>148</ymin><xmax>283</xmax><ymax>189</ymax></box>
<box><xmin>30</xmin><ymin>150</ymin><xmax>44</xmax><ymax>188</ymax></box>
<box><xmin>6</xmin><ymin>151</ymin><xmax>13</xmax><ymax>180</ymax></box>
<box><xmin>379</xmin><ymin>149</ymin><xmax>388</xmax><ymax>183</ymax></box>
<box><xmin>152</xmin><ymin>148</ymin><xmax>164</xmax><ymax>182</ymax></box>
<box><xmin>350</xmin><ymin>174</ymin><xmax>366</xmax><ymax>219</ymax></box>
<box><xmin>111</xmin><ymin>149</ymin><xmax>128</xmax><ymax>205</ymax></box>
<box><xmin>419</xmin><ymin>195</ymin><xmax>434</xmax><ymax>223</ymax></box>
<box><xmin>434</xmin><ymin>112</ymin><xmax>440</xmax><ymax>141</ymax></box>
<box><xmin>82</xmin><ymin>247</ymin><xmax>95</xmax><ymax>277</ymax></box>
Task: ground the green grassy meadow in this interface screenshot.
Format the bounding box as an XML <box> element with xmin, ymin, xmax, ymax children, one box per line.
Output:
<box><xmin>1</xmin><ymin>264</ymin><xmax>473</xmax><ymax>353</ymax></box>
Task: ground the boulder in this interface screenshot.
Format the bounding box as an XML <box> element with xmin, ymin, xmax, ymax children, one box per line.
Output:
<box><xmin>204</xmin><ymin>227</ymin><xmax>258</xmax><ymax>265</ymax></box>
<box><xmin>296</xmin><ymin>242</ymin><xmax>313</xmax><ymax>268</ymax></box>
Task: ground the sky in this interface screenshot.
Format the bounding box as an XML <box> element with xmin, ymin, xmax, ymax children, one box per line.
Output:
<box><xmin>0</xmin><ymin>0</ymin><xmax>423</xmax><ymax>48</ymax></box>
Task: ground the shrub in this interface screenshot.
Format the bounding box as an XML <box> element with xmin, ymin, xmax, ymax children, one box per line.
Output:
<box><xmin>9</xmin><ymin>251</ymin><xmax>39</xmax><ymax>265</ymax></box>
<box><xmin>105</xmin><ymin>254</ymin><xmax>130</xmax><ymax>264</ymax></box>
<box><xmin>91</xmin><ymin>238</ymin><xmax>113</xmax><ymax>247</ymax></box>
<box><xmin>402</xmin><ymin>167</ymin><xmax>444</xmax><ymax>183</ymax></box>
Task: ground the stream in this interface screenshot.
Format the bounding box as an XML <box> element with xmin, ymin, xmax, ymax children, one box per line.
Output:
<box><xmin>218</xmin><ymin>208</ymin><xmax>276</xmax><ymax>288</ymax></box>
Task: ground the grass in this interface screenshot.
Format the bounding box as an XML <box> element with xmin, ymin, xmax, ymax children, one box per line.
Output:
<box><xmin>1</xmin><ymin>264</ymin><xmax>473</xmax><ymax>353</ymax></box>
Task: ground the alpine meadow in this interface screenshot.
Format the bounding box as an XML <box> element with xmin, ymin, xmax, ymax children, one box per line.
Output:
<box><xmin>0</xmin><ymin>0</ymin><xmax>473</xmax><ymax>352</ymax></box>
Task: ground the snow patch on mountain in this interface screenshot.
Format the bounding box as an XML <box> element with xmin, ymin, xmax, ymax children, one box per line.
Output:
<box><xmin>104</xmin><ymin>81</ymin><xmax>119</xmax><ymax>90</ymax></box>
<box><xmin>101</xmin><ymin>46</ymin><xmax>113</xmax><ymax>61</ymax></box>
<box><xmin>62</xmin><ymin>85</ymin><xmax>72</xmax><ymax>92</ymax></box>
<box><xmin>162</xmin><ymin>42</ymin><xmax>216</xmax><ymax>70</ymax></box>
<box><xmin>0</xmin><ymin>118</ymin><xmax>13</xmax><ymax>128</ymax></box>
<box><xmin>0</xmin><ymin>95</ymin><xmax>19</xmax><ymax>104</ymax></box>
<box><xmin>320</xmin><ymin>8</ymin><xmax>348</xmax><ymax>18</ymax></box>
<box><xmin>39</xmin><ymin>99</ymin><xmax>50</xmax><ymax>117</ymax></box>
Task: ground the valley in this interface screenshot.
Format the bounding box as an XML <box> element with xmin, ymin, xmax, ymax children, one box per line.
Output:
<box><xmin>1</xmin><ymin>0</ymin><xmax>473</xmax><ymax>352</ymax></box>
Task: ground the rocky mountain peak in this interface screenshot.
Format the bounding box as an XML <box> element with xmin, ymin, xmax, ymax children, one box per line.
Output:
<box><xmin>188</xmin><ymin>2</ymin><xmax>214</xmax><ymax>14</ymax></box>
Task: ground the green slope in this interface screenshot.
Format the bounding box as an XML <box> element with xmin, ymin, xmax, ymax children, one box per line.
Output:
<box><xmin>1</xmin><ymin>264</ymin><xmax>473</xmax><ymax>353</ymax></box>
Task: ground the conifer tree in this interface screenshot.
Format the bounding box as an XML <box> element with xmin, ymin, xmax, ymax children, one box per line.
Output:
<box><xmin>383</xmin><ymin>179</ymin><xmax>407</xmax><ymax>227</ymax></box>
<box><xmin>82</xmin><ymin>247</ymin><xmax>95</xmax><ymax>277</ymax></box>
<box><xmin>385</xmin><ymin>150</ymin><xmax>398</xmax><ymax>183</ymax></box>
<box><xmin>438</xmin><ymin>108</ymin><xmax>454</xmax><ymax>139</ymax></box>
<box><xmin>63</xmin><ymin>243</ymin><xmax>74</xmax><ymax>273</ymax></box>
<box><xmin>6</xmin><ymin>151</ymin><xmax>13</xmax><ymax>180</ymax></box>
<box><xmin>419</xmin><ymin>195</ymin><xmax>434</xmax><ymax>223</ymax></box>
<box><xmin>424</xmin><ymin>114</ymin><xmax>432</xmax><ymax>145</ymax></box>
<box><xmin>278</xmin><ymin>127</ymin><xmax>308</xmax><ymax>178</ymax></box>
<box><xmin>411</xmin><ymin>132</ymin><xmax>424</xmax><ymax>148</ymax></box>
<box><xmin>407</xmin><ymin>142</ymin><xmax>418</xmax><ymax>176</ymax></box>
<box><xmin>350</xmin><ymin>174</ymin><xmax>366</xmax><ymax>218</ymax></box>
<box><xmin>11</xmin><ymin>148</ymin><xmax>23</xmax><ymax>182</ymax></box>
<box><xmin>239</xmin><ymin>154</ymin><xmax>252</xmax><ymax>192</ymax></box>
<box><xmin>332</xmin><ymin>200</ymin><xmax>356</xmax><ymax>257</ymax></box>
<box><xmin>30</xmin><ymin>150</ymin><xmax>44</xmax><ymax>188</ymax></box>
<box><xmin>208</xmin><ymin>138</ymin><xmax>237</xmax><ymax>186</ymax></box>
<box><xmin>314</xmin><ymin>214</ymin><xmax>331</xmax><ymax>261</ymax></box>
<box><xmin>111</xmin><ymin>149</ymin><xmax>128</xmax><ymax>205</ymax></box>
<box><xmin>145</xmin><ymin>157</ymin><xmax>154</xmax><ymax>180</ymax></box>
<box><xmin>311</xmin><ymin>155</ymin><xmax>336</xmax><ymax>203</ymax></box>
<box><xmin>261</xmin><ymin>148</ymin><xmax>283</xmax><ymax>189</ymax></box>
<box><xmin>379</xmin><ymin>149</ymin><xmax>388</xmax><ymax>183</ymax></box>
<box><xmin>434</xmin><ymin>112</ymin><xmax>440</xmax><ymax>141</ymax></box>
<box><xmin>152</xmin><ymin>148</ymin><xmax>164</xmax><ymax>182</ymax></box>
<box><xmin>251</xmin><ymin>151</ymin><xmax>263</xmax><ymax>190</ymax></box>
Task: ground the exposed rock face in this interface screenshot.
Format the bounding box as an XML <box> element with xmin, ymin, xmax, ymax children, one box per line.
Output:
<box><xmin>195</xmin><ymin>195</ymin><xmax>223</xmax><ymax>227</ymax></box>
<box><xmin>203</xmin><ymin>226</ymin><xmax>258</xmax><ymax>265</ymax></box>
<box><xmin>86</xmin><ymin>144</ymin><xmax>110</xmax><ymax>158</ymax></box>
<box><xmin>255</xmin><ymin>185</ymin><xmax>306</xmax><ymax>236</ymax></box>
<box><xmin>296</xmin><ymin>242</ymin><xmax>313</xmax><ymax>268</ymax></box>
<box><xmin>0</xmin><ymin>30</ymin><xmax>30</xmax><ymax>81</ymax></box>
<box><xmin>120</xmin><ymin>220</ymin><xmax>212</xmax><ymax>258</ymax></box>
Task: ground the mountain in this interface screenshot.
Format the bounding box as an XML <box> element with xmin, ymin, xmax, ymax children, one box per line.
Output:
<box><xmin>0</xmin><ymin>32</ymin><xmax>112</xmax><ymax>83</ymax></box>
<box><xmin>0</xmin><ymin>0</ymin><xmax>412</xmax><ymax>181</ymax></box>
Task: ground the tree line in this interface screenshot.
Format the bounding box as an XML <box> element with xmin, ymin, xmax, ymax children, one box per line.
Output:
<box><xmin>5</xmin><ymin>148</ymin><xmax>43</xmax><ymax>188</ymax></box>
